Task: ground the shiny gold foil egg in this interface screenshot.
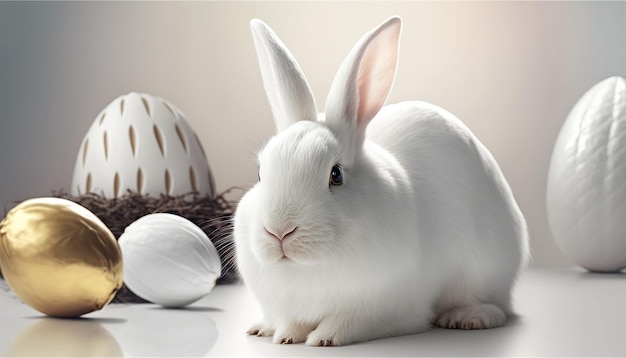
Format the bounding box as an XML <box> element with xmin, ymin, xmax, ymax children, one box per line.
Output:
<box><xmin>0</xmin><ymin>197</ymin><xmax>123</xmax><ymax>317</ymax></box>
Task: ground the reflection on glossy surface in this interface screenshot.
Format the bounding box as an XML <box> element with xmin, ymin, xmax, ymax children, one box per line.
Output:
<box><xmin>119</xmin><ymin>306</ymin><xmax>218</xmax><ymax>357</ymax></box>
<box><xmin>5</xmin><ymin>317</ymin><xmax>124</xmax><ymax>357</ymax></box>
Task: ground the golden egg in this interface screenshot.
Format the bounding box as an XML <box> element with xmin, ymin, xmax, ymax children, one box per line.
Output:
<box><xmin>0</xmin><ymin>197</ymin><xmax>123</xmax><ymax>317</ymax></box>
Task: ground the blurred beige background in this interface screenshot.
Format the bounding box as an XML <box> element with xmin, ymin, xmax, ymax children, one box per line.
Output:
<box><xmin>1</xmin><ymin>1</ymin><xmax>626</xmax><ymax>268</ymax></box>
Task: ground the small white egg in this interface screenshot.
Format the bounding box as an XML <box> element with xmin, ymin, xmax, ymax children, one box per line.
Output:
<box><xmin>118</xmin><ymin>213</ymin><xmax>221</xmax><ymax>307</ymax></box>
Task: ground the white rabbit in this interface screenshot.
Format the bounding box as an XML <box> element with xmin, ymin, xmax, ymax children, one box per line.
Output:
<box><xmin>234</xmin><ymin>16</ymin><xmax>529</xmax><ymax>346</ymax></box>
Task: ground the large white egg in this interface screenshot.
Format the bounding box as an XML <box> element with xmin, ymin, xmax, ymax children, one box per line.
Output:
<box><xmin>71</xmin><ymin>92</ymin><xmax>215</xmax><ymax>197</ymax></box>
<box><xmin>118</xmin><ymin>213</ymin><xmax>222</xmax><ymax>307</ymax></box>
<box><xmin>547</xmin><ymin>76</ymin><xmax>626</xmax><ymax>272</ymax></box>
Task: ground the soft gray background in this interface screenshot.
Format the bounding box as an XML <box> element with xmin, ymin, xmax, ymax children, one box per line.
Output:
<box><xmin>1</xmin><ymin>1</ymin><xmax>626</xmax><ymax>268</ymax></box>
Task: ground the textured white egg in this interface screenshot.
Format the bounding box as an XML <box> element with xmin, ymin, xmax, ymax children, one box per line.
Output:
<box><xmin>71</xmin><ymin>92</ymin><xmax>215</xmax><ymax>197</ymax></box>
<box><xmin>118</xmin><ymin>213</ymin><xmax>222</xmax><ymax>307</ymax></box>
<box><xmin>547</xmin><ymin>76</ymin><xmax>626</xmax><ymax>272</ymax></box>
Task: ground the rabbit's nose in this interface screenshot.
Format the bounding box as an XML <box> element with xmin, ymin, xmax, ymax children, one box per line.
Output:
<box><xmin>264</xmin><ymin>225</ymin><xmax>298</xmax><ymax>241</ymax></box>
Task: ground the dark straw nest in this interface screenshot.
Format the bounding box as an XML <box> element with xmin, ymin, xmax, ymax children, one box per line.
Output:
<box><xmin>1</xmin><ymin>189</ymin><xmax>240</xmax><ymax>304</ymax></box>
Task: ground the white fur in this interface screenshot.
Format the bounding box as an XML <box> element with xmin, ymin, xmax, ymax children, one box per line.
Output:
<box><xmin>235</xmin><ymin>16</ymin><xmax>529</xmax><ymax>346</ymax></box>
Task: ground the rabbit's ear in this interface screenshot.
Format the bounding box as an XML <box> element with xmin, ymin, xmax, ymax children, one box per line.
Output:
<box><xmin>250</xmin><ymin>19</ymin><xmax>318</xmax><ymax>133</ymax></box>
<box><xmin>325</xmin><ymin>17</ymin><xmax>401</xmax><ymax>143</ymax></box>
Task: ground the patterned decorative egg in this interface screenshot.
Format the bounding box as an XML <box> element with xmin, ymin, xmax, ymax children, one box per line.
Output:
<box><xmin>71</xmin><ymin>92</ymin><xmax>215</xmax><ymax>197</ymax></box>
<box><xmin>547</xmin><ymin>76</ymin><xmax>626</xmax><ymax>272</ymax></box>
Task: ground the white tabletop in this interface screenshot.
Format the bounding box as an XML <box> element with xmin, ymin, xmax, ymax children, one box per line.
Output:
<box><xmin>1</xmin><ymin>268</ymin><xmax>624</xmax><ymax>357</ymax></box>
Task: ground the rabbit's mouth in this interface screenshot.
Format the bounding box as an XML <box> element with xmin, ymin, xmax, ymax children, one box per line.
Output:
<box><xmin>277</xmin><ymin>255</ymin><xmax>297</xmax><ymax>265</ymax></box>
<box><xmin>276</xmin><ymin>244</ymin><xmax>305</xmax><ymax>265</ymax></box>
<box><xmin>280</xmin><ymin>235</ymin><xmax>325</xmax><ymax>265</ymax></box>
<box><xmin>272</xmin><ymin>241</ymin><xmax>322</xmax><ymax>266</ymax></box>
<box><xmin>256</xmin><ymin>225</ymin><xmax>325</xmax><ymax>266</ymax></box>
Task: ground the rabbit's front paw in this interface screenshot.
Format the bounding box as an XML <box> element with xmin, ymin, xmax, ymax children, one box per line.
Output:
<box><xmin>306</xmin><ymin>334</ymin><xmax>337</xmax><ymax>347</ymax></box>
<box><xmin>273</xmin><ymin>321</ymin><xmax>314</xmax><ymax>344</ymax></box>
<box><xmin>435</xmin><ymin>303</ymin><xmax>506</xmax><ymax>330</ymax></box>
<box><xmin>304</xmin><ymin>319</ymin><xmax>349</xmax><ymax>347</ymax></box>
<box><xmin>246</xmin><ymin>322</ymin><xmax>275</xmax><ymax>337</ymax></box>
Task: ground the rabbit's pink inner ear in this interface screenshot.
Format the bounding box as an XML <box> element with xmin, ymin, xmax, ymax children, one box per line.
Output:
<box><xmin>356</xmin><ymin>20</ymin><xmax>401</xmax><ymax>129</ymax></box>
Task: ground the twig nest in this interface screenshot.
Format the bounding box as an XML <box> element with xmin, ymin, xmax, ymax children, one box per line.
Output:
<box><xmin>118</xmin><ymin>213</ymin><xmax>222</xmax><ymax>307</ymax></box>
<box><xmin>71</xmin><ymin>92</ymin><xmax>215</xmax><ymax>198</ymax></box>
<box><xmin>547</xmin><ymin>76</ymin><xmax>626</xmax><ymax>272</ymax></box>
<box><xmin>0</xmin><ymin>197</ymin><xmax>123</xmax><ymax>317</ymax></box>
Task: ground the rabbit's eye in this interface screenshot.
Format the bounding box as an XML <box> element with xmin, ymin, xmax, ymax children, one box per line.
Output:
<box><xmin>330</xmin><ymin>164</ymin><xmax>343</xmax><ymax>186</ymax></box>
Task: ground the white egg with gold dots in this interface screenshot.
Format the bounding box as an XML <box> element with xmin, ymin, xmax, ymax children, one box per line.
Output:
<box><xmin>71</xmin><ymin>92</ymin><xmax>215</xmax><ymax>198</ymax></box>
